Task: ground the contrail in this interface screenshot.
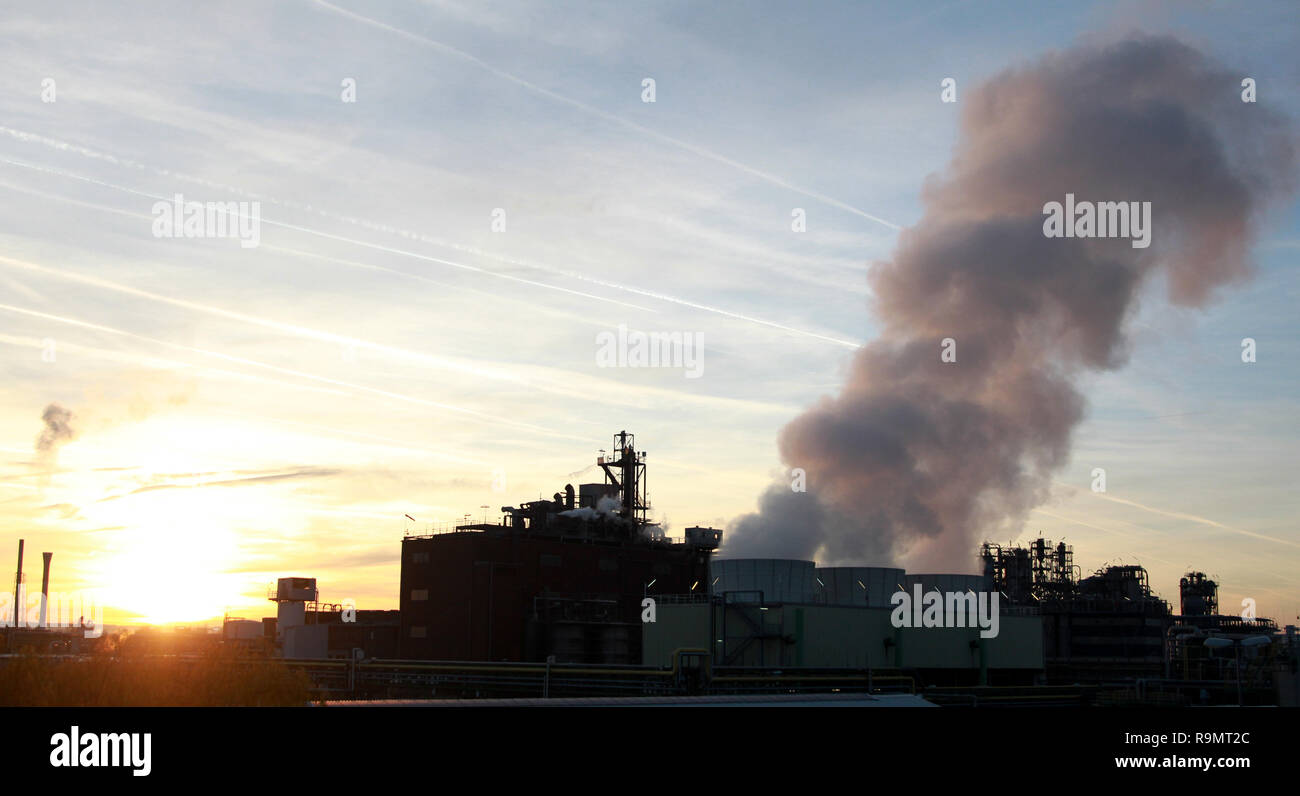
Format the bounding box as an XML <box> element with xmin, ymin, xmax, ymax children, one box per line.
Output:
<box><xmin>0</xmin><ymin>131</ymin><xmax>864</xmax><ymax>347</ymax></box>
<box><xmin>309</xmin><ymin>0</ymin><xmax>899</xmax><ymax>232</ymax></box>
<box><xmin>0</xmin><ymin>244</ymin><xmax>795</xmax><ymax>417</ymax></box>
<box><xmin>0</xmin><ymin>173</ymin><xmax>632</xmax><ymax>332</ymax></box>
<box><xmin>0</xmin><ymin>155</ymin><xmax>653</xmax><ymax>313</ymax></box>
<box><xmin>265</xmin><ymin>245</ymin><xmax>625</xmax><ymax>332</ymax></box>
<box><xmin>0</xmin><ymin>331</ymin><xmax>351</xmax><ymax>400</ymax></box>
<box><xmin>0</xmin><ymin>250</ymin><xmax>523</xmax><ymax>382</ymax></box>
<box><xmin>0</xmin><ymin>302</ymin><xmax>575</xmax><ymax>440</ymax></box>
<box><xmin>1069</xmin><ymin>486</ymin><xmax>1300</xmax><ymax>551</ymax></box>
<box><xmin>1030</xmin><ymin>507</ymin><xmax>1137</xmax><ymax>540</ymax></box>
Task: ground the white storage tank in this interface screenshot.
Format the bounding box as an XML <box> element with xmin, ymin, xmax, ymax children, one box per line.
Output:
<box><xmin>816</xmin><ymin>567</ymin><xmax>906</xmax><ymax>607</ymax></box>
<box><xmin>710</xmin><ymin>559</ymin><xmax>816</xmax><ymax>603</ymax></box>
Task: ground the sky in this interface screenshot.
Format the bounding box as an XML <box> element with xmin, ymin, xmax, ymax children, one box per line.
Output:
<box><xmin>0</xmin><ymin>0</ymin><xmax>1296</xmax><ymax>626</ymax></box>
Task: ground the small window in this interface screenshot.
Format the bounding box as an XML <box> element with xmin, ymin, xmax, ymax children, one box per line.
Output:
<box><xmin>411</xmin><ymin>589</ymin><xmax>428</xmax><ymax>601</ymax></box>
<box><xmin>540</xmin><ymin>554</ymin><xmax>562</xmax><ymax>568</ymax></box>
<box><xmin>411</xmin><ymin>551</ymin><xmax>429</xmax><ymax>564</ymax></box>
<box><xmin>409</xmin><ymin>626</ymin><xmax>426</xmax><ymax>638</ymax></box>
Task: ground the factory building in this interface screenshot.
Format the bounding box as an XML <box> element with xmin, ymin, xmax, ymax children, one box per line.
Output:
<box><xmin>263</xmin><ymin>577</ymin><xmax>399</xmax><ymax>660</ymax></box>
<box><xmin>982</xmin><ymin>539</ymin><xmax>1174</xmax><ymax>680</ymax></box>
<box><xmin>1166</xmin><ymin>570</ymin><xmax>1285</xmax><ymax>693</ymax></box>
<box><xmin>399</xmin><ymin>432</ymin><xmax>718</xmax><ymax>663</ymax></box>
<box><xmin>386</xmin><ymin>434</ymin><xmax>1295</xmax><ymax>702</ymax></box>
<box><xmin>645</xmin><ymin>558</ymin><xmax>1044</xmax><ymax>686</ymax></box>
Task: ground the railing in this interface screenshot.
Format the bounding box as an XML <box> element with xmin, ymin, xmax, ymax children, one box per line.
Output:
<box><xmin>403</xmin><ymin>522</ymin><xmax>488</xmax><ymax>539</ymax></box>
<box><xmin>654</xmin><ymin>593</ymin><xmax>715</xmax><ymax>605</ymax></box>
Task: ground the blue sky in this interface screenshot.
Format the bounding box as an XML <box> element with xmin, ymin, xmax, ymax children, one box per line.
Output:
<box><xmin>0</xmin><ymin>0</ymin><xmax>1296</xmax><ymax>624</ymax></box>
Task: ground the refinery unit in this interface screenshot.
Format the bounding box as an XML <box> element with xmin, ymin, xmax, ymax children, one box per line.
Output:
<box><xmin>399</xmin><ymin>431</ymin><xmax>717</xmax><ymax>663</ymax></box>
<box><xmin>263</xmin><ymin>576</ymin><xmax>400</xmax><ymax>660</ymax></box>
<box><xmin>333</xmin><ymin>432</ymin><xmax>1300</xmax><ymax>704</ymax></box>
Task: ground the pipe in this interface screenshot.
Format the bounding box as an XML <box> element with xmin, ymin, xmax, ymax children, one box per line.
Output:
<box><xmin>13</xmin><ymin>539</ymin><xmax>23</xmax><ymax>629</ymax></box>
<box><xmin>40</xmin><ymin>552</ymin><xmax>52</xmax><ymax>629</ymax></box>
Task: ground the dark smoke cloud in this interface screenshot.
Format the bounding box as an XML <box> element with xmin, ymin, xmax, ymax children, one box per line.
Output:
<box><xmin>728</xmin><ymin>35</ymin><xmax>1297</xmax><ymax>571</ymax></box>
<box><xmin>35</xmin><ymin>403</ymin><xmax>78</xmax><ymax>462</ymax></box>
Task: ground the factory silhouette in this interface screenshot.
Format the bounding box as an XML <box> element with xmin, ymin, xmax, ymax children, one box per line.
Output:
<box><xmin>8</xmin><ymin>429</ymin><xmax>1287</xmax><ymax>707</ymax></box>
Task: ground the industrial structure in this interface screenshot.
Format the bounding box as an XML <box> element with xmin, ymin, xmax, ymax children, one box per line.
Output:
<box><xmin>387</xmin><ymin>436</ymin><xmax>1297</xmax><ymax>702</ymax></box>
<box><xmin>2</xmin><ymin>539</ymin><xmax>81</xmax><ymax>653</ymax></box>
<box><xmin>5</xmin><ymin>432</ymin><xmax>1297</xmax><ymax>706</ymax></box>
<box><xmin>978</xmin><ymin>538</ymin><xmax>1292</xmax><ymax>702</ymax></box>
<box><xmin>399</xmin><ymin>431</ymin><xmax>718</xmax><ymax>663</ymax></box>
<box><xmin>261</xmin><ymin>576</ymin><xmax>398</xmax><ymax>659</ymax></box>
<box><xmin>981</xmin><ymin>538</ymin><xmax>1172</xmax><ymax>680</ymax></box>
<box><xmin>644</xmin><ymin>558</ymin><xmax>1043</xmax><ymax>686</ymax></box>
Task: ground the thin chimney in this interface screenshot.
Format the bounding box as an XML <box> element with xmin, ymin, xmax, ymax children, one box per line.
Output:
<box><xmin>40</xmin><ymin>552</ymin><xmax>52</xmax><ymax>629</ymax></box>
<box><xmin>12</xmin><ymin>539</ymin><xmax>23</xmax><ymax>629</ymax></box>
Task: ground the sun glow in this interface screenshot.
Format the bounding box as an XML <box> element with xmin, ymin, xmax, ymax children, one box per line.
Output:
<box><xmin>59</xmin><ymin>417</ymin><xmax>308</xmax><ymax>625</ymax></box>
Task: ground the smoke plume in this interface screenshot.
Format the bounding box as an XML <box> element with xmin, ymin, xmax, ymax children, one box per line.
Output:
<box><xmin>728</xmin><ymin>35</ymin><xmax>1297</xmax><ymax>571</ymax></box>
<box><xmin>36</xmin><ymin>403</ymin><xmax>78</xmax><ymax>463</ymax></box>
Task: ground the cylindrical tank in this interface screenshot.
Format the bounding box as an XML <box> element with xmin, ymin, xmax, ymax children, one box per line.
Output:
<box><xmin>903</xmin><ymin>573</ymin><xmax>990</xmax><ymax>594</ymax></box>
<box><xmin>710</xmin><ymin>559</ymin><xmax>816</xmax><ymax>603</ymax></box>
<box><xmin>816</xmin><ymin>567</ymin><xmax>906</xmax><ymax>607</ymax></box>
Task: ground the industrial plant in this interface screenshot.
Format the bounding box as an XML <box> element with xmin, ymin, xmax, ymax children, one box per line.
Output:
<box><xmin>4</xmin><ymin>430</ymin><xmax>1297</xmax><ymax>707</ymax></box>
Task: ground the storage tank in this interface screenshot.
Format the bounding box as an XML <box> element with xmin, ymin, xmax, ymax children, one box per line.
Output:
<box><xmin>223</xmin><ymin>619</ymin><xmax>264</xmax><ymax>641</ymax></box>
<box><xmin>903</xmin><ymin>573</ymin><xmax>990</xmax><ymax>595</ymax></box>
<box><xmin>816</xmin><ymin>567</ymin><xmax>906</xmax><ymax>607</ymax></box>
<box><xmin>710</xmin><ymin>559</ymin><xmax>816</xmax><ymax>603</ymax></box>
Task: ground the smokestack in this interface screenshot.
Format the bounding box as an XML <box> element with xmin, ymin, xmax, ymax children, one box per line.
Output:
<box><xmin>39</xmin><ymin>553</ymin><xmax>52</xmax><ymax>630</ymax></box>
<box><xmin>728</xmin><ymin>35</ymin><xmax>1298</xmax><ymax>571</ymax></box>
<box><xmin>13</xmin><ymin>539</ymin><xmax>22</xmax><ymax>630</ymax></box>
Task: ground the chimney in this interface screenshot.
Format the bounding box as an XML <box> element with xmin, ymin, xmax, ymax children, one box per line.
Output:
<box><xmin>12</xmin><ymin>539</ymin><xmax>23</xmax><ymax>629</ymax></box>
<box><xmin>39</xmin><ymin>553</ymin><xmax>52</xmax><ymax>629</ymax></box>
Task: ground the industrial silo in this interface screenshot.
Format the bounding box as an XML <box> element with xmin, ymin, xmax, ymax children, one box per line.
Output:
<box><xmin>815</xmin><ymin>567</ymin><xmax>906</xmax><ymax>607</ymax></box>
<box><xmin>710</xmin><ymin>559</ymin><xmax>816</xmax><ymax>603</ymax></box>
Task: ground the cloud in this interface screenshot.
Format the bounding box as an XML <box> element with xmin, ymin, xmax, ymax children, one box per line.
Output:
<box><xmin>96</xmin><ymin>466</ymin><xmax>343</xmax><ymax>502</ymax></box>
